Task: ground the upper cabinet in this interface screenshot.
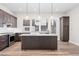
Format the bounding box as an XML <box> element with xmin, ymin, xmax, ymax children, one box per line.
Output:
<box><xmin>0</xmin><ymin>9</ymin><xmax>4</xmax><ymax>27</ymax></box>
<box><xmin>11</xmin><ymin>16</ymin><xmax>17</xmax><ymax>27</ymax></box>
<box><xmin>0</xmin><ymin>9</ymin><xmax>17</xmax><ymax>28</ymax></box>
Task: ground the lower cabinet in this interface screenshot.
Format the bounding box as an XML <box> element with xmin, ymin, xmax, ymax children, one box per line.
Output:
<box><xmin>15</xmin><ymin>33</ymin><xmax>21</xmax><ymax>42</ymax></box>
<box><xmin>0</xmin><ymin>35</ymin><xmax>8</xmax><ymax>51</ymax></box>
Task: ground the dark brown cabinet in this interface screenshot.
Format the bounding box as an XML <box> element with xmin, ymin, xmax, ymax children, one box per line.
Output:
<box><xmin>0</xmin><ymin>9</ymin><xmax>17</xmax><ymax>27</ymax></box>
<box><xmin>15</xmin><ymin>33</ymin><xmax>21</xmax><ymax>42</ymax></box>
<box><xmin>11</xmin><ymin>16</ymin><xmax>17</xmax><ymax>27</ymax></box>
<box><xmin>3</xmin><ymin>12</ymin><xmax>10</xmax><ymax>24</ymax></box>
<box><xmin>39</xmin><ymin>36</ymin><xmax>57</xmax><ymax>49</ymax></box>
<box><xmin>0</xmin><ymin>35</ymin><xmax>8</xmax><ymax>51</ymax></box>
<box><xmin>0</xmin><ymin>9</ymin><xmax>4</xmax><ymax>27</ymax></box>
<box><xmin>21</xmin><ymin>36</ymin><xmax>57</xmax><ymax>50</ymax></box>
<box><xmin>60</xmin><ymin>16</ymin><xmax>69</xmax><ymax>42</ymax></box>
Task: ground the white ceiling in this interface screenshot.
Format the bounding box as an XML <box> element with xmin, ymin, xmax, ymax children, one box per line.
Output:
<box><xmin>53</xmin><ymin>3</ymin><xmax>79</xmax><ymax>13</ymax></box>
<box><xmin>1</xmin><ymin>3</ymin><xmax>79</xmax><ymax>14</ymax></box>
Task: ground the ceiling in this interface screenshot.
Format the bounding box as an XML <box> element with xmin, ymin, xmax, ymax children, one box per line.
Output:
<box><xmin>1</xmin><ymin>3</ymin><xmax>79</xmax><ymax>14</ymax></box>
<box><xmin>53</xmin><ymin>3</ymin><xmax>79</xmax><ymax>13</ymax></box>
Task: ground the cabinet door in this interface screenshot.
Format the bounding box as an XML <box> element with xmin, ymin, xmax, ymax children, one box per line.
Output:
<box><xmin>6</xmin><ymin>14</ymin><xmax>10</xmax><ymax>23</ymax></box>
<box><xmin>22</xmin><ymin>36</ymin><xmax>40</xmax><ymax>49</ymax></box>
<box><xmin>0</xmin><ymin>35</ymin><xmax>8</xmax><ymax>50</ymax></box>
<box><xmin>63</xmin><ymin>20</ymin><xmax>69</xmax><ymax>41</ymax></box>
<box><xmin>3</xmin><ymin>13</ymin><xmax>13</xmax><ymax>27</ymax></box>
<box><xmin>3</xmin><ymin>12</ymin><xmax>8</xmax><ymax>24</ymax></box>
<box><xmin>0</xmin><ymin>9</ymin><xmax>17</xmax><ymax>28</ymax></box>
<box><xmin>14</xmin><ymin>17</ymin><xmax>17</xmax><ymax>27</ymax></box>
<box><xmin>39</xmin><ymin>36</ymin><xmax>51</xmax><ymax>49</ymax></box>
<box><xmin>10</xmin><ymin>16</ymin><xmax>13</xmax><ymax>27</ymax></box>
<box><xmin>11</xmin><ymin>16</ymin><xmax>17</xmax><ymax>28</ymax></box>
<box><xmin>0</xmin><ymin>10</ymin><xmax>4</xmax><ymax>27</ymax></box>
<box><xmin>39</xmin><ymin>36</ymin><xmax>57</xmax><ymax>49</ymax></box>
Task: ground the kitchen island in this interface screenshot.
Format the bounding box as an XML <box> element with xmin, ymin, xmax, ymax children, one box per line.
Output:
<box><xmin>20</xmin><ymin>34</ymin><xmax>57</xmax><ymax>50</ymax></box>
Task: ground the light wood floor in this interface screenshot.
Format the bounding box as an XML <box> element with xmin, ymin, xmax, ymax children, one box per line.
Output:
<box><xmin>0</xmin><ymin>40</ymin><xmax>79</xmax><ymax>56</ymax></box>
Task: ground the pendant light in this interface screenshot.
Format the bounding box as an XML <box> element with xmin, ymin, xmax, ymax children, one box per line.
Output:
<box><xmin>25</xmin><ymin>3</ymin><xmax>29</xmax><ymax>19</ymax></box>
<box><xmin>50</xmin><ymin>3</ymin><xmax>53</xmax><ymax>19</ymax></box>
<box><xmin>48</xmin><ymin>3</ymin><xmax>53</xmax><ymax>33</ymax></box>
<box><xmin>38</xmin><ymin>3</ymin><xmax>41</xmax><ymax>19</ymax></box>
<box><xmin>50</xmin><ymin>3</ymin><xmax>54</xmax><ymax>25</ymax></box>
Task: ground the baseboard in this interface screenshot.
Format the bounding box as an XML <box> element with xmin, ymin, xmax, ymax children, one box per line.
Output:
<box><xmin>69</xmin><ymin>40</ymin><xmax>79</xmax><ymax>46</ymax></box>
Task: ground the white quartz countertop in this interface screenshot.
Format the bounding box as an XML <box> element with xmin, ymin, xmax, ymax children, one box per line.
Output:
<box><xmin>0</xmin><ymin>34</ymin><xmax>7</xmax><ymax>36</ymax></box>
<box><xmin>20</xmin><ymin>34</ymin><xmax>57</xmax><ymax>36</ymax></box>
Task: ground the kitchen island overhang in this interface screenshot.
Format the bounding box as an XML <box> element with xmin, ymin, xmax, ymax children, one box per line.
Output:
<box><xmin>20</xmin><ymin>34</ymin><xmax>57</xmax><ymax>50</ymax></box>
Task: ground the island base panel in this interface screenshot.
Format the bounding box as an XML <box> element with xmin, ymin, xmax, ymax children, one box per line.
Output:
<box><xmin>21</xmin><ymin>36</ymin><xmax>57</xmax><ymax>50</ymax></box>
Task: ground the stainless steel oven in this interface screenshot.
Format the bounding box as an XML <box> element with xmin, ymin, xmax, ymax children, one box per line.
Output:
<box><xmin>8</xmin><ymin>34</ymin><xmax>15</xmax><ymax>46</ymax></box>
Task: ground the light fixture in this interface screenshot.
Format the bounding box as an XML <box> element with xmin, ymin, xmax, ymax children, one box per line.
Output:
<box><xmin>50</xmin><ymin>3</ymin><xmax>53</xmax><ymax>19</ymax></box>
<box><xmin>38</xmin><ymin>3</ymin><xmax>41</xmax><ymax>19</ymax></box>
<box><xmin>25</xmin><ymin>16</ymin><xmax>29</xmax><ymax>19</ymax></box>
<box><xmin>38</xmin><ymin>16</ymin><xmax>41</xmax><ymax>19</ymax></box>
<box><xmin>25</xmin><ymin>3</ymin><xmax>29</xmax><ymax>20</ymax></box>
<box><xmin>50</xmin><ymin>16</ymin><xmax>54</xmax><ymax>19</ymax></box>
<box><xmin>50</xmin><ymin>3</ymin><xmax>54</xmax><ymax>25</ymax></box>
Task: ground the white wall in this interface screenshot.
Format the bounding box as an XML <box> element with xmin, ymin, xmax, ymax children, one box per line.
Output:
<box><xmin>53</xmin><ymin>13</ymin><xmax>65</xmax><ymax>18</ymax></box>
<box><xmin>53</xmin><ymin>13</ymin><xmax>65</xmax><ymax>40</ymax></box>
<box><xmin>66</xmin><ymin>6</ymin><xmax>79</xmax><ymax>46</ymax></box>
